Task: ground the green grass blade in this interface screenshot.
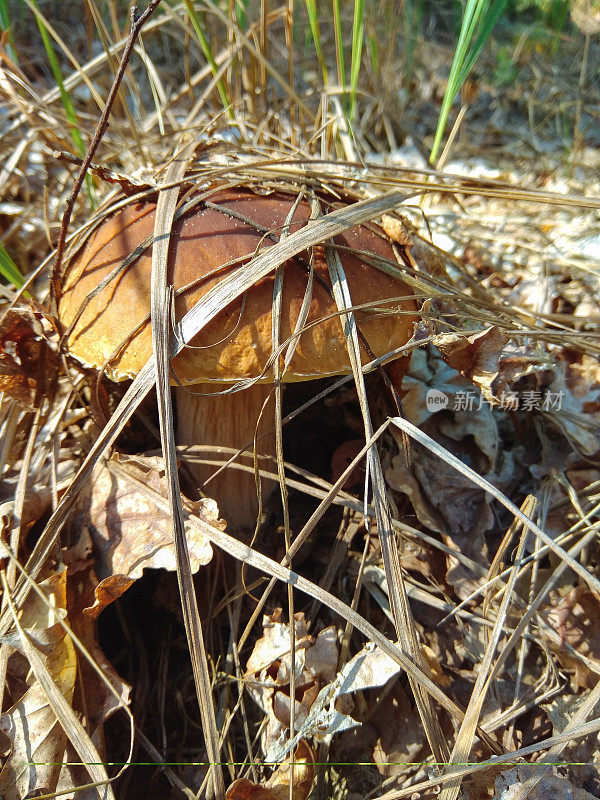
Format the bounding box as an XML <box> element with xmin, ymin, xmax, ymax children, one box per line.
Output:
<box><xmin>29</xmin><ymin>0</ymin><xmax>96</xmax><ymax>207</ymax></box>
<box><xmin>0</xmin><ymin>0</ymin><xmax>18</xmax><ymax>62</ymax></box>
<box><xmin>333</xmin><ymin>0</ymin><xmax>347</xmax><ymax>106</ymax></box>
<box><xmin>183</xmin><ymin>0</ymin><xmax>233</xmax><ymax>118</ymax></box>
<box><xmin>0</xmin><ymin>243</ymin><xmax>25</xmax><ymax>290</ymax></box>
<box><xmin>234</xmin><ymin>0</ymin><xmax>249</xmax><ymax>30</ymax></box>
<box><xmin>430</xmin><ymin>0</ymin><xmax>508</xmax><ymax>165</ymax></box>
<box><xmin>304</xmin><ymin>0</ymin><xmax>328</xmax><ymax>84</ymax></box>
<box><xmin>349</xmin><ymin>0</ymin><xmax>365</xmax><ymax>120</ymax></box>
<box><xmin>455</xmin><ymin>2</ymin><xmax>508</xmax><ymax>87</ymax></box>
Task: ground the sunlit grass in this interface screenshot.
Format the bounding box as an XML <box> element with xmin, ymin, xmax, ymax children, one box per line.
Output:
<box><xmin>0</xmin><ymin>243</ymin><xmax>26</xmax><ymax>292</ymax></box>
<box><xmin>28</xmin><ymin>0</ymin><xmax>96</xmax><ymax>207</ymax></box>
<box><xmin>0</xmin><ymin>0</ymin><xmax>17</xmax><ymax>62</ymax></box>
<box><xmin>183</xmin><ymin>0</ymin><xmax>234</xmax><ymax>119</ymax></box>
<box><xmin>429</xmin><ymin>0</ymin><xmax>508</xmax><ymax>165</ymax></box>
<box><xmin>349</xmin><ymin>0</ymin><xmax>365</xmax><ymax>120</ymax></box>
<box><xmin>305</xmin><ymin>0</ymin><xmax>329</xmax><ymax>84</ymax></box>
<box><xmin>307</xmin><ymin>0</ymin><xmax>366</xmax><ymax>123</ymax></box>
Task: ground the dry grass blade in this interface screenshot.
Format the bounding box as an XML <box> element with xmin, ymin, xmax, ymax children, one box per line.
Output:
<box><xmin>440</xmin><ymin>499</ymin><xmax>534</xmax><ymax>800</ymax></box>
<box><xmin>150</xmin><ymin>139</ymin><xmax>224</xmax><ymax>799</ymax></box>
<box><xmin>390</xmin><ymin>416</ymin><xmax>600</xmax><ymax>594</ymax></box>
<box><xmin>198</xmin><ymin>0</ymin><xmax>314</xmax><ymax>122</ymax></box>
<box><xmin>0</xmin><ymin>3</ymin><xmax>176</xmax><ymax>139</ymax></box>
<box><xmin>270</xmin><ymin>190</ymin><xmax>307</xmax><ymax>753</ymax></box>
<box><xmin>316</xmin><ymin>195</ymin><xmax>448</xmax><ymax>764</ymax></box>
<box><xmin>236</xmin><ymin>158</ymin><xmax>600</xmax><ymax>211</ymax></box>
<box><xmin>376</xmin><ymin>717</ymin><xmax>600</xmax><ymax>800</ymax></box>
<box><xmin>0</xmin><ymin>572</ymin><xmax>115</xmax><ymax>800</ymax></box>
<box><xmin>51</xmin><ymin>0</ymin><xmax>164</xmax><ymax>304</ymax></box>
<box><xmin>237</xmin><ymin>420</ymin><xmax>393</xmax><ymax>652</ymax></box>
<box><xmin>485</xmin><ymin>525</ymin><xmax>598</xmax><ymax>693</ymax></box>
<box><xmin>507</xmin><ymin>678</ymin><xmax>600</xmax><ymax>800</ymax></box>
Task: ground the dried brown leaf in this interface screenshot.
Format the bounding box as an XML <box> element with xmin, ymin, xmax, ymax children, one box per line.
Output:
<box><xmin>67</xmin><ymin>564</ymin><xmax>131</xmax><ymax>736</ymax></box>
<box><xmin>246</xmin><ymin>611</ymin><xmax>338</xmax><ymax>758</ymax></box>
<box><xmin>540</xmin><ymin>587</ymin><xmax>600</xmax><ymax>690</ymax></box>
<box><xmin>226</xmin><ymin>740</ymin><xmax>314</xmax><ymax>800</ymax></box>
<box><xmin>433</xmin><ymin>327</ymin><xmax>510</xmax><ymax>398</ymax></box>
<box><xmin>69</xmin><ymin>454</ymin><xmax>215</xmax><ymax>615</ymax></box>
<box><xmin>0</xmin><ymin>307</ymin><xmax>58</xmax><ymax>410</ymax></box>
<box><xmin>0</xmin><ymin>568</ymin><xmax>76</xmax><ymax>799</ymax></box>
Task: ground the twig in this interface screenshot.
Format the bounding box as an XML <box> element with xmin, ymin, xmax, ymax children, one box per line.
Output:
<box><xmin>50</xmin><ymin>0</ymin><xmax>164</xmax><ymax>310</ymax></box>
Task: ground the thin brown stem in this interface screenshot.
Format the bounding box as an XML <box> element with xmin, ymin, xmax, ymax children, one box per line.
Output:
<box><xmin>51</xmin><ymin>0</ymin><xmax>164</xmax><ymax>311</ymax></box>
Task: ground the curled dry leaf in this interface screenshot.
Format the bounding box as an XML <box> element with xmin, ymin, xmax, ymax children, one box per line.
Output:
<box><xmin>386</xmin><ymin>348</ymin><xmax>517</xmax><ymax>598</ymax></box>
<box><xmin>541</xmin><ymin>355</ymin><xmax>600</xmax><ymax>457</ymax></box>
<box><xmin>0</xmin><ymin>568</ymin><xmax>76</xmax><ymax>800</ymax></box>
<box><xmin>0</xmin><ymin>307</ymin><xmax>58</xmax><ymax>410</ymax></box>
<box><xmin>542</xmin><ymin>689</ymin><xmax>600</xmax><ymax>793</ymax></box>
<box><xmin>381</xmin><ymin>213</ymin><xmax>450</xmax><ymax>280</ymax></box>
<box><xmin>1</xmin><ymin>457</ymin><xmax>78</xmax><ymax>546</ymax></box>
<box><xmin>432</xmin><ymin>326</ymin><xmax>509</xmax><ymax>401</ymax></box>
<box><xmin>245</xmin><ymin>612</ymin><xmax>420</xmax><ymax>760</ymax></box>
<box><xmin>67</xmin><ymin>563</ymin><xmax>131</xmax><ymax>737</ymax></box>
<box><xmin>246</xmin><ymin>610</ymin><xmax>337</xmax><ymax>759</ymax></box>
<box><xmin>431</xmin><ymin>327</ymin><xmax>600</xmax><ymax>458</ymax></box>
<box><xmin>226</xmin><ymin>740</ymin><xmax>314</xmax><ymax>800</ymax></box>
<box><xmin>69</xmin><ymin>454</ymin><xmax>216</xmax><ymax>615</ymax></box>
<box><xmin>337</xmin><ymin>684</ymin><xmax>425</xmax><ymax>780</ymax></box>
<box><xmin>493</xmin><ymin>764</ymin><xmax>588</xmax><ymax>800</ymax></box>
<box><xmin>265</xmin><ymin>637</ymin><xmax>409</xmax><ymax>763</ymax></box>
<box><xmin>540</xmin><ymin>587</ymin><xmax>600</xmax><ymax>690</ymax></box>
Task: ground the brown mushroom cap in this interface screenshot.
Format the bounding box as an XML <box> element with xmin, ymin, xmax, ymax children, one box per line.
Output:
<box><xmin>59</xmin><ymin>188</ymin><xmax>418</xmax><ymax>383</ymax></box>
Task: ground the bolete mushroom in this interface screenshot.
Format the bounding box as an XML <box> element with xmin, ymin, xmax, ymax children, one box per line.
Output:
<box><xmin>59</xmin><ymin>187</ymin><xmax>418</xmax><ymax>529</ymax></box>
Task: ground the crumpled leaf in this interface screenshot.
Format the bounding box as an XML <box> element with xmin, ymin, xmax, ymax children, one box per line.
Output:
<box><xmin>433</xmin><ymin>327</ymin><xmax>510</xmax><ymax>400</ymax></box>
<box><xmin>226</xmin><ymin>740</ymin><xmax>314</xmax><ymax>800</ymax></box>
<box><xmin>246</xmin><ymin>610</ymin><xmax>338</xmax><ymax>760</ymax></box>
<box><xmin>431</xmin><ymin>328</ymin><xmax>600</xmax><ymax>459</ymax></box>
<box><xmin>539</xmin><ymin>586</ymin><xmax>600</xmax><ymax>690</ymax></box>
<box><xmin>268</xmin><ymin>639</ymin><xmax>409</xmax><ymax>763</ymax></box>
<box><xmin>0</xmin><ymin>307</ymin><xmax>58</xmax><ymax>410</ymax></box>
<box><xmin>480</xmin><ymin>343</ymin><xmax>598</xmax><ymax>457</ymax></box>
<box><xmin>0</xmin><ymin>457</ymin><xmax>78</xmax><ymax>545</ymax></box>
<box><xmin>381</xmin><ymin>214</ymin><xmax>450</xmax><ymax>280</ymax></box>
<box><xmin>52</xmin><ymin>562</ymin><xmax>132</xmax><ymax>794</ymax></box>
<box><xmin>0</xmin><ymin>568</ymin><xmax>76</xmax><ymax>799</ymax></box>
<box><xmin>386</xmin><ymin>347</ymin><xmax>517</xmax><ymax>597</ymax></box>
<box><xmin>67</xmin><ymin>562</ymin><xmax>131</xmax><ymax>737</ymax></box>
<box><xmin>246</xmin><ymin>613</ymin><xmax>410</xmax><ymax>760</ymax></box>
<box><xmin>70</xmin><ymin>454</ymin><xmax>216</xmax><ymax>615</ymax></box>
<box><xmin>541</xmin><ymin>355</ymin><xmax>600</xmax><ymax>457</ymax></box>
<box><xmin>493</xmin><ymin>764</ymin><xmax>588</xmax><ymax>800</ymax></box>
<box><xmin>337</xmin><ymin>684</ymin><xmax>426</xmax><ymax>780</ymax></box>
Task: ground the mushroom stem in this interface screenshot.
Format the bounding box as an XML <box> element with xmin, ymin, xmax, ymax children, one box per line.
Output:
<box><xmin>176</xmin><ymin>383</ymin><xmax>277</xmax><ymax>529</ymax></box>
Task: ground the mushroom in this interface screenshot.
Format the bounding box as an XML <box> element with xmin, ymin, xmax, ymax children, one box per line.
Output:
<box><xmin>58</xmin><ymin>187</ymin><xmax>418</xmax><ymax>529</ymax></box>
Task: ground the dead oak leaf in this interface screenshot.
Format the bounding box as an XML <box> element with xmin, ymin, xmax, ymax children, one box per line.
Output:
<box><xmin>0</xmin><ymin>568</ymin><xmax>76</xmax><ymax>800</ymax></box>
<box><xmin>69</xmin><ymin>454</ymin><xmax>216</xmax><ymax>615</ymax></box>
<box><xmin>245</xmin><ymin>611</ymin><xmax>338</xmax><ymax>759</ymax></box>
<box><xmin>433</xmin><ymin>327</ymin><xmax>510</xmax><ymax>401</ymax></box>
<box><xmin>337</xmin><ymin>684</ymin><xmax>425</xmax><ymax>780</ymax></box>
<box><xmin>0</xmin><ymin>307</ymin><xmax>58</xmax><ymax>410</ymax></box>
<box><xmin>226</xmin><ymin>740</ymin><xmax>314</xmax><ymax>800</ymax></box>
<box><xmin>540</xmin><ymin>587</ymin><xmax>600</xmax><ymax>690</ymax></box>
<box><xmin>58</xmin><ymin>563</ymin><xmax>131</xmax><ymax>791</ymax></box>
